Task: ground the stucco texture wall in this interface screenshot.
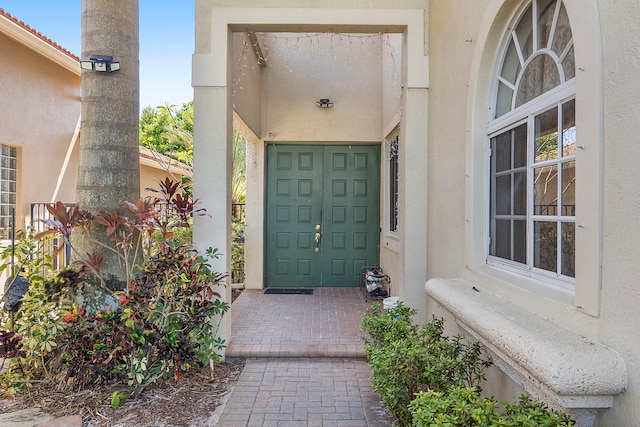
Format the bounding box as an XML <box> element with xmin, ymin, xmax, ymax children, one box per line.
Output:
<box><xmin>427</xmin><ymin>0</ymin><xmax>490</xmax><ymax>280</ymax></box>
<box><xmin>597</xmin><ymin>0</ymin><xmax>640</xmax><ymax>425</ymax></box>
<box><xmin>0</xmin><ymin>32</ymin><xmax>81</xmax><ymax>225</ymax></box>
<box><xmin>260</xmin><ymin>32</ymin><xmax>383</xmax><ymax>142</ymax></box>
<box><xmin>425</xmin><ymin>0</ymin><xmax>640</xmax><ymax>425</ymax></box>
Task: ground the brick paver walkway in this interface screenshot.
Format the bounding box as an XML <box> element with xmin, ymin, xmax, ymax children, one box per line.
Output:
<box><xmin>226</xmin><ymin>287</ymin><xmax>370</xmax><ymax>358</ymax></box>
<box><xmin>217</xmin><ymin>288</ymin><xmax>394</xmax><ymax>426</ymax></box>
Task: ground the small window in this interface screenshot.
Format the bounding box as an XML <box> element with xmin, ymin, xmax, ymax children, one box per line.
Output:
<box><xmin>0</xmin><ymin>144</ymin><xmax>17</xmax><ymax>240</ymax></box>
<box><xmin>388</xmin><ymin>132</ymin><xmax>399</xmax><ymax>233</ymax></box>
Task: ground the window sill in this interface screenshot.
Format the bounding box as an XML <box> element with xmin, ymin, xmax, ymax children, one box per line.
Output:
<box><xmin>469</xmin><ymin>264</ymin><xmax>576</xmax><ymax>308</ymax></box>
<box><xmin>425</xmin><ymin>278</ymin><xmax>626</xmax><ymax>420</ymax></box>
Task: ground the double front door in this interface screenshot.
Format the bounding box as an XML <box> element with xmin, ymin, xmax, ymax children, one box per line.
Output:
<box><xmin>266</xmin><ymin>144</ymin><xmax>380</xmax><ymax>287</ymax></box>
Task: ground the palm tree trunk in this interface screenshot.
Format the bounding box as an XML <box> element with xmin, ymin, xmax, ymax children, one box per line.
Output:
<box><xmin>76</xmin><ymin>0</ymin><xmax>140</xmax><ymax>297</ymax></box>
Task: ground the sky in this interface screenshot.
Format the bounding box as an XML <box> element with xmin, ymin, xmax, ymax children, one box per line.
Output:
<box><xmin>1</xmin><ymin>0</ymin><xmax>194</xmax><ymax>111</ymax></box>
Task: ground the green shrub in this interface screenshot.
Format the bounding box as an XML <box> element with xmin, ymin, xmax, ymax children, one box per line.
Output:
<box><xmin>54</xmin><ymin>244</ymin><xmax>228</xmax><ymax>395</ymax></box>
<box><xmin>410</xmin><ymin>387</ymin><xmax>575</xmax><ymax>426</ymax></box>
<box><xmin>231</xmin><ymin>219</ymin><xmax>245</xmax><ymax>283</ymax></box>
<box><xmin>361</xmin><ymin>302</ymin><xmax>574</xmax><ymax>426</ymax></box>
<box><xmin>0</xmin><ymin>179</ymin><xmax>230</xmax><ymax>397</ymax></box>
<box><xmin>361</xmin><ymin>303</ymin><xmax>491</xmax><ymax>426</ymax></box>
<box><xmin>0</xmin><ymin>230</ymin><xmax>71</xmax><ymax>384</ymax></box>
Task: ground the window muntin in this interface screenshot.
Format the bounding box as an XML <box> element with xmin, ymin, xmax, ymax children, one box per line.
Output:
<box><xmin>489</xmin><ymin>0</ymin><xmax>575</xmax><ymax>287</ymax></box>
<box><xmin>490</xmin><ymin>98</ymin><xmax>576</xmax><ymax>284</ymax></box>
<box><xmin>494</xmin><ymin>0</ymin><xmax>574</xmax><ymax>118</ymax></box>
<box><xmin>0</xmin><ymin>144</ymin><xmax>17</xmax><ymax>240</ymax></box>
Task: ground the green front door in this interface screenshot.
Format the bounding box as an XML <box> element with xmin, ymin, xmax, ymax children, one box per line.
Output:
<box><xmin>266</xmin><ymin>144</ymin><xmax>380</xmax><ymax>287</ymax></box>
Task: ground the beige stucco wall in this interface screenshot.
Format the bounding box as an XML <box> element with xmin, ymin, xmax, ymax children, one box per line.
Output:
<box><xmin>260</xmin><ymin>32</ymin><xmax>382</xmax><ymax>142</ymax></box>
<box><xmin>596</xmin><ymin>0</ymin><xmax>640</xmax><ymax>424</ymax></box>
<box><xmin>0</xmin><ymin>31</ymin><xmax>81</xmax><ymax>227</ymax></box>
<box><xmin>231</xmin><ymin>33</ymin><xmax>262</xmax><ymax>136</ymax></box>
<box><xmin>195</xmin><ymin>0</ymin><xmax>640</xmax><ymax>423</ymax></box>
<box><xmin>425</xmin><ymin>0</ymin><xmax>639</xmax><ymax>425</ymax></box>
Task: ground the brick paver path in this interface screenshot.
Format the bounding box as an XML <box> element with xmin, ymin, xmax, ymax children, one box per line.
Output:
<box><xmin>218</xmin><ymin>358</ymin><xmax>391</xmax><ymax>426</ymax></box>
<box><xmin>217</xmin><ymin>288</ymin><xmax>394</xmax><ymax>426</ymax></box>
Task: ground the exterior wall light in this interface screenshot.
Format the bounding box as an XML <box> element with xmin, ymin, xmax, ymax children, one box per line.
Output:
<box><xmin>80</xmin><ymin>55</ymin><xmax>120</xmax><ymax>72</ymax></box>
<box><xmin>316</xmin><ymin>98</ymin><xmax>334</xmax><ymax>108</ymax></box>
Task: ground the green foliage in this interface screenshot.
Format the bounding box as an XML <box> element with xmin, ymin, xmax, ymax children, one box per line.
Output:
<box><xmin>231</xmin><ymin>219</ymin><xmax>245</xmax><ymax>283</ymax></box>
<box><xmin>111</xmin><ymin>390</ymin><xmax>128</xmax><ymax>409</ymax></box>
<box><xmin>0</xmin><ymin>180</ymin><xmax>229</xmax><ymax>397</ymax></box>
<box><xmin>361</xmin><ymin>303</ymin><xmax>491</xmax><ymax>426</ymax></box>
<box><xmin>0</xmin><ymin>230</ymin><xmax>71</xmax><ymax>383</ymax></box>
<box><xmin>139</xmin><ymin>103</ymin><xmax>192</xmax><ymax>163</ymax></box>
<box><xmin>361</xmin><ymin>302</ymin><xmax>574</xmax><ymax>427</ymax></box>
<box><xmin>138</xmin><ymin>102</ymin><xmax>247</xmax><ymax>204</ymax></box>
<box><xmin>410</xmin><ymin>387</ymin><xmax>575</xmax><ymax>427</ymax></box>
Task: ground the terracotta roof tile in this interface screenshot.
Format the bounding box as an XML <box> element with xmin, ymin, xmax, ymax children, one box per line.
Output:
<box><xmin>0</xmin><ymin>8</ymin><xmax>79</xmax><ymax>61</ymax></box>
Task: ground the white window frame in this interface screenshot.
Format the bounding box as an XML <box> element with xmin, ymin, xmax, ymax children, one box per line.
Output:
<box><xmin>464</xmin><ymin>0</ymin><xmax>603</xmax><ymax>317</ymax></box>
<box><xmin>487</xmin><ymin>90</ymin><xmax>576</xmax><ymax>291</ymax></box>
<box><xmin>0</xmin><ymin>144</ymin><xmax>17</xmax><ymax>241</ymax></box>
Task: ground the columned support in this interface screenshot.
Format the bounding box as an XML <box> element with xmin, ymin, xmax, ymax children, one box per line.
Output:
<box><xmin>192</xmin><ymin>84</ymin><xmax>233</xmax><ymax>357</ymax></box>
<box><xmin>400</xmin><ymin>87</ymin><xmax>429</xmax><ymax>320</ymax></box>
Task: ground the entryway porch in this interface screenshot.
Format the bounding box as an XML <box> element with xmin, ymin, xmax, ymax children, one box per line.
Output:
<box><xmin>226</xmin><ymin>287</ymin><xmax>373</xmax><ymax>358</ymax></box>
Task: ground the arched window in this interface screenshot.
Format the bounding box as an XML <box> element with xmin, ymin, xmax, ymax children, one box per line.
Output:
<box><xmin>487</xmin><ymin>0</ymin><xmax>576</xmax><ymax>288</ymax></box>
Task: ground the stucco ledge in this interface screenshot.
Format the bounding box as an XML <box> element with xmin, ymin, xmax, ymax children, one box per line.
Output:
<box><xmin>425</xmin><ymin>278</ymin><xmax>626</xmax><ymax>418</ymax></box>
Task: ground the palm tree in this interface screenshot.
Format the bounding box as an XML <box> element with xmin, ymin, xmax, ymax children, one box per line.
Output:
<box><xmin>76</xmin><ymin>0</ymin><xmax>140</xmax><ymax>293</ymax></box>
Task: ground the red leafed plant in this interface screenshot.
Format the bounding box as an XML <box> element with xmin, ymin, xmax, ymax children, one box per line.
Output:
<box><xmin>6</xmin><ymin>179</ymin><xmax>231</xmax><ymax>396</ymax></box>
<box><xmin>0</xmin><ymin>331</ymin><xmax>25</xmax><ymax>359</ymax></box>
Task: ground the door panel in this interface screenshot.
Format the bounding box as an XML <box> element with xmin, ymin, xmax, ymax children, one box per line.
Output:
<box><xmin>266</xmin><ymin>145</ymin><xmax>323</xmax><ymax>286</ymax></box>
<box><xmin>322</xmin><ymin>145</ymin><xmax>380</xmax><ymax>286</ymax></box>
<box><xmin>266</xmin><ymin>144</ymin><xmax>380</xmax><ymax>287</ymax></box>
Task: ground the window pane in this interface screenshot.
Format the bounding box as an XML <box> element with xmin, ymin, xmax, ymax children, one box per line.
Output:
<box><xmin>561</xmin><ymin>222</ymin><xmax>575</xmax><ymax>277</ymax></box>
<box><xmin>562</xmin><ymin>99</ymin><xmax>576</xmax><ymax>157</ymax></box>
<box><xmin>496</xmin><ymin>82</ymin><xmax>514</xmax><ymax>117</ymax></box>
<box><xmin>534</xmin><ymin>164</ymin><xmax>558</xmax><ymax>215</ymax></box>
<box><xmin>494</xmin><ymin>133</ymin><xmax>511</xmax><ymax>172</ymax></box>
<box><xmin>534</xmin><ymin>221</ymin><xmax>557</xmax><ymax>272</ymax></box>
<box><xmin>552</xmin><ymin>3</ymin><xmax>572</xmax><ymax>58</ymax></box>
<box><xmin>496</xmin><ymin>175</ymin><xmax>511</xmax><ymax>215</ymax></box>
<box><xmin>501</xmin><ymin>39</ymin><xmax>521</xmax><ymax>85</ymax></box>
<box><xmin>562</xmin><ymin>161</ymin><xmax>575</xmax><ymax>216</ymax></box>
<box><xmin>513</xmin><ymin>171</ymin><xmax>527</xmax><ymax>215</ymax></box>
<box><xmin>538</xmin><ymin>0</ymin><xmax>557</xmax><ymax>50</ymax></box>
<box><xmin>388</xmin><ymin>134</ymin><xmax>399</xmax><ymax>232</ymax></box>
<box><xmin>516</xmin><ymin>55</ymin><xmax>561</xmax><ymax>107</ymax></box>
<box><xmin>514</xmin><ymin>219</ymin><xmax>527</xmax><ymax>264</ymax></box>
<box><xmin>535</xmin><ymin>108</ymin><xmax>559</xmax><ymax>162</ymax></box>
<box><xmin>515</xmin><ymin>5</ymin><xmax>533</xmax><ymax>61</ymax></box>
<box><xmin>562</xmin><ymin>45</ymin><xmax>575</xmax><ymax>80</ymax></box>
<box><xmin>513</xmin><ymin>124</ymin><xmax>527</xmax><ymax>168</ymax></box>
<box><xmin>494</xmin><ymin>220</ymin><xmax>511</xmax><ymax>259</ymax></box>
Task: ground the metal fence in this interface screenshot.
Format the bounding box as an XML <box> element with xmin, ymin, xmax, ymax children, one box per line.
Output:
<box><xmin>30</xmin><ymin>202</ymin><xmax>74</xmax><ymax>271</ymax></box>
<box><xmin>29</xmin><ymin>201</ymin><xmax>246</xmax><ymax>280</ymax></box>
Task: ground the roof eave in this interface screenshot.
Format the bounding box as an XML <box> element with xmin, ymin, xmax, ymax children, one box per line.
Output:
<box><xmin>0</xmin><ymin>12</ymin><xmax>80</xmax><ymax>75</ymax></box>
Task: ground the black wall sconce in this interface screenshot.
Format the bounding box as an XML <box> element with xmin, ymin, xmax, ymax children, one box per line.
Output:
<box><xmin>316</xmin><ymin>98</ymin><xmax>334</xmax><ymax>108</ymax></box>
<box><xmin>80</xmin><ymin>55</ymin><xmax>120</xmax><ymax>72</ymax></box>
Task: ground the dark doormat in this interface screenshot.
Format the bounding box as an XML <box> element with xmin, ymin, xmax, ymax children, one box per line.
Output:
<box><xmin>264</xmin><ymin>288</ymin><xmax>314</xmax><ymax>295</ymax></box>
